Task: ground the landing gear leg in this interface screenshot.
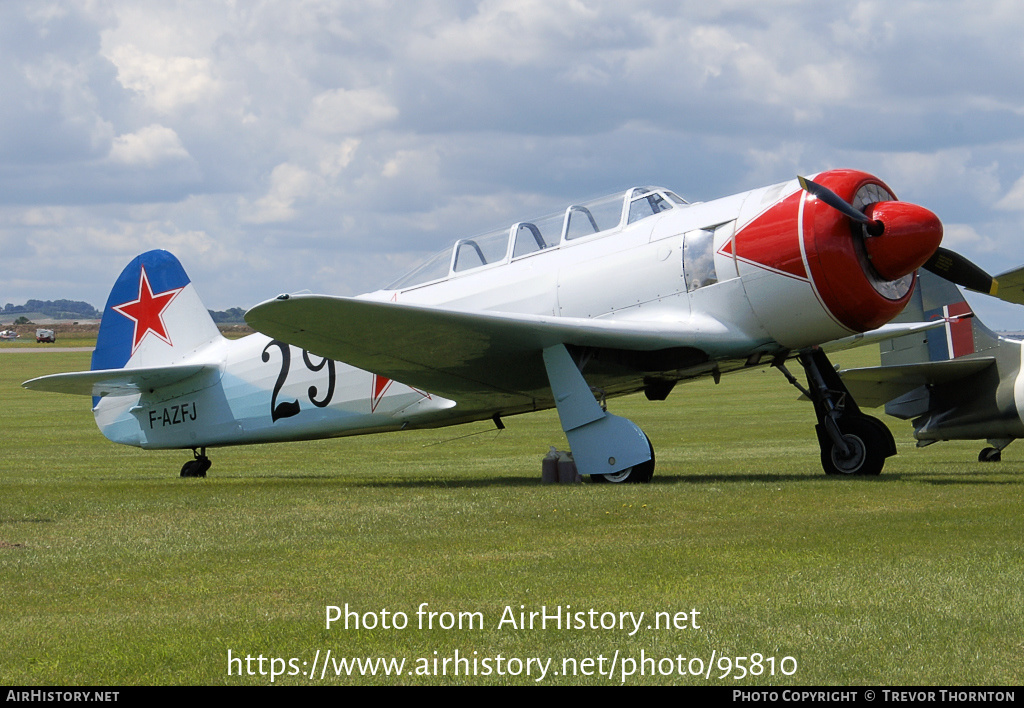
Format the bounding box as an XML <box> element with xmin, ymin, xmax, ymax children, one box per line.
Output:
<box><xmin>777</xmin><ymin>349</ymin><xmax>896</xmax><ymax>476</ymax></box>
<box><xmin>542</xmin><ymin>344</ymin><xmax>654</xmax><ymax>483</ymax></box>
<box><xmin>180</xmin><ymin>447</ymin><xmax>211</xmax><ymax>478</ymax></box>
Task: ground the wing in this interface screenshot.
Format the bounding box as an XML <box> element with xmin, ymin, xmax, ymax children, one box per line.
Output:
<box><xmin>23</xmin><ymin>364</ymin><xmax>212</xmax><ymax>397</ymax></box>
<box><xmin>839</xmin><ymin>358</ymin><xmax>996</xmax><ymax>408</ymax></box>
<box><xmin>245</xmin><ymin>295</ymin><xmax>743</xmax><ymax>408</ymax></box>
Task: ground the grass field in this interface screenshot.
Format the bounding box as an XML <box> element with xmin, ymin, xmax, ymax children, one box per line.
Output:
<box><xmin>0</xmin><ymin>338</ymin><xmax>97</xmax><ymax>349</ymax></box>
<box><xmin>1</xmin><ymin>347</ymin><xmax>1021</xmax><ymax>685</ymax></box>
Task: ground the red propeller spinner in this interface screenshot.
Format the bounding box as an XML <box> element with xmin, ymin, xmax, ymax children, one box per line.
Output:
<box><xmin>860</xmin><ymin>200</ymin><xmax>943</xmax><ymax>281</ymax></box>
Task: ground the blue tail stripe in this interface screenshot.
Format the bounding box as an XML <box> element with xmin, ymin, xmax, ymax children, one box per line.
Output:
<box><xmin>924</xmin><ymin>307</ymin><xmax>950</xmax><ymax>362</ymax></box>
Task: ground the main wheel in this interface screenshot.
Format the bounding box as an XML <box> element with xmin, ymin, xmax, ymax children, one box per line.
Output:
<box><xmin>590</xmin><ymin>437</ymin><xmax>655</xmax><ymax>483</ymax></box>
<box><xmin>820</xmin><ymin>417</ymin><xmax>886</xmax><ymax>476</ymax></box>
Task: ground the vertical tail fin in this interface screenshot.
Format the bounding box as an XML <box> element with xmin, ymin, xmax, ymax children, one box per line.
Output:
<box><xmin>882</xmin><ymin>270</ymin><xmax>1001</xmax><ymax>366</ymax></box>
<box><xmin>92</xmin><ymin>250</ymin><xmax>223</xmax><ymax>371</ymax></box>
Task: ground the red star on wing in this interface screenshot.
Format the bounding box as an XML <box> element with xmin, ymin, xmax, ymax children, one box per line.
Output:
<box><xmin>371</xmin><ymin>373</ymin><xmax>395</xmax><ymax>412</ymax></box>
<box><xmin>112</xmin><ymin>266</ymin><xmax>185</xmax><ymax>353</ymax></box>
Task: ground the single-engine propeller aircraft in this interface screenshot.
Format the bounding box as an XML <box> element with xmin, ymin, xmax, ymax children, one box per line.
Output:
<box><xmin>840</xmin><ymin>267</ymin><xmax>1024</xmax><ymax>463</ymax></box>
<box><xmin>23</xmin><ymin>169</ymin><xmax>995</xmax><ymax>480</ymax></box>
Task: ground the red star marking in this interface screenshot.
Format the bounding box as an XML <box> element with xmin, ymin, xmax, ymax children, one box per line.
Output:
<box><xmin>371</xmin><ymin>374</ymin><xmax>394</xmax><ymax>412</ymax></box>
<box><xmin>112</xmin><ymin>266</ymin><xmax>185</xmax><ymax>353</ymax></box>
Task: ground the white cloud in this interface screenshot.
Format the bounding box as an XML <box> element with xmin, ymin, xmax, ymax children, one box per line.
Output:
<box><xmin>306</xmin><ymin>88</ymin><xmax>398</xmax><ymax>136</ymax></box>
<box><xmin>381</xmin><ymin>147</ymin><xmax>439</xmax><ymax>181</ymax></box>
<box><xmin>679</xmin><ymin>20</ymin><xmax>861</xmax><ymax>123</ymax></box>
<box><xmin>742</xmin><ymin>143</ymin><xmax>807</xmax><ymax>186</ymax></box>
<box><xmin>996</xmin><ymin>173</ymin><xmax>1024</xmax><ymax>211</ymax></box>
<box><xmin>318</xmin><ymin>138</ymin><xmax>360</xmax><ymax>178</ymax></box>
<box><xmin>941</xmin><ymin>223</ymin><xmax>1000</xmax><ymax>253</ymax></box>
<box><xmin>108</xmin><ymin>124</ymin><xmax>190</xmax><ymax>166</ymax></box>
<box><xmin>18</xmin><ymin>55</ymin><xmax>115</xmax><ymax>158</ymax></box>
<box><xmin>407</xmin><ymin>0</ymin><xmax>600</xmax><ymax>67</ymax></box>
<box><xmin>241</xmin><ymin>163</ymin><xmax>319</xmax><ymax>224</ymax></box>
<box><xmin>105</xmin><ymin>44</ymin><xmax>221</xmax><ymax>112</ymax></box>
<box><xmin>853</xmin><ymin>150</ymin><xmax>1001</xmax><ymax>209</ymax></box>
<box><xmin>15</xmin><ymin>207</ymin><xmax>70</xmax><ymax>228</ymax></box>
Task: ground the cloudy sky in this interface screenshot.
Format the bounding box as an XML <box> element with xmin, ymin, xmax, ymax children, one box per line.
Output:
<box><xmin>4</xmin><ymin>0</ymin><xmax>1024</xmax><ymax>327</ymax></box>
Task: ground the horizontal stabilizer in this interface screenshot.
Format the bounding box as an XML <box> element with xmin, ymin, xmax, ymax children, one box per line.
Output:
<box><xmin>23</xmin><ymin>364</ymin><xmax>213</xmax><ymax>397</ymax></box>
<box><xmin>822</xmin><ymin>319</ymin><xmax>955</xmax><ymax>353</ymax></box>
<box><xmin>994</xmin><ymin>265</ymin><xmax>1024</xmax><ymax>306</ymax></box>
<box><xmin>839</xmin><ymin>357</ymin><xmax>995</xmax><ymax>408</ymax></box>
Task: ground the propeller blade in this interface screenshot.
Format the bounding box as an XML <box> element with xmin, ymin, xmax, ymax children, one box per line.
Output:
<box><xmin>922</xmin><ymin>247</ymin><xmax>998</xmax><ymax>295</ymax></box>
<box><xmin>798</xmin><ymin>175</ymin><xmax>883</xmax><ymax>235</ymax></box>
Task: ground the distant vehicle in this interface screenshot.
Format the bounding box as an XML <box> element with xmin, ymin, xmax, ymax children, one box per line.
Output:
<box><xmin>36</xmin><ymin>329</ymin><xmax>56</xmax><ymax>343</ymax></box>
<box><xmin>0</xmin><ymin>329</ymin><xmax>19</xmax><ymax>340</ymax></box>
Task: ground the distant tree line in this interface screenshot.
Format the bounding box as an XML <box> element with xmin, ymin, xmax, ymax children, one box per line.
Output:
<box><xmin>2</xmin><ymin>300</ymin><xmax>246</xmax><ymax>324</ymax></box>
<box><xmin>208</xmin><ymin>307</ymin><xmax>246</xmax><ymax>324</ymax></box>
<box><xmin>2</xmin><ymin>299</ymin><xmax>100</xmax><ymax>319</ymax></box>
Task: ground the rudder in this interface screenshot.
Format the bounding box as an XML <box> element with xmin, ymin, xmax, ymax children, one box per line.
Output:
<box><xmin>92</xmin><ymin>250</ymin><xmax>223</xmax><ymax>371</ymax></box>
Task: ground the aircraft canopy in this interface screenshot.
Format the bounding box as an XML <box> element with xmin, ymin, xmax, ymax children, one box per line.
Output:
<box><xmin>388</xmin><ymin>186</ymin><xmax>687</xmax><ymax>290</ymax></box>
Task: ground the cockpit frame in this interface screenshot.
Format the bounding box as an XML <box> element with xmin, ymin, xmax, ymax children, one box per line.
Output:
<box><xmin>388</xmin><ymin>186</ymin><xmax>688</xmax><ymax>291</ymax></box>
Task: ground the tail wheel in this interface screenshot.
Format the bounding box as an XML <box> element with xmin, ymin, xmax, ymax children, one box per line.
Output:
<box><xmin>979</xmin><ymin>447</ymin><xmax>1002</xmax><ymax>463</ymax></box>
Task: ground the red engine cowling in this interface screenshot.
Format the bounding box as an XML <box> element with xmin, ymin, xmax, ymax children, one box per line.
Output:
<box><xmin>803</xmin><ymin>169</ymin><xmax>942</xmax><ymax>332</ymax></box>
<box><xmin>726</xmin><ymin>169</ymin><xmax>944</xmax><ymax>346</ymax></box>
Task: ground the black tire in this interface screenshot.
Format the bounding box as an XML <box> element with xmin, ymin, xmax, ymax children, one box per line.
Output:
<box><xmin>979</xmin><ymin>447</ymin><xmax>1002</xmax><ymax>463</ymax></box>
<box><xmin>820</xmin><ymin>417</ymin><xmax>886</xmax><ymax>476</ymax></box>
<box><xmin>590</xmin><ymin>437</ymin><xmax>655</xmax><ymax>483</ymax></box>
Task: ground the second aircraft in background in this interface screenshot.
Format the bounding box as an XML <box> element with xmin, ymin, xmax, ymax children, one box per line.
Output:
<box><xmin>842</xmin><ymin>267</ymin><xmax>1024</xmax><ymax>463</ymax></box>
